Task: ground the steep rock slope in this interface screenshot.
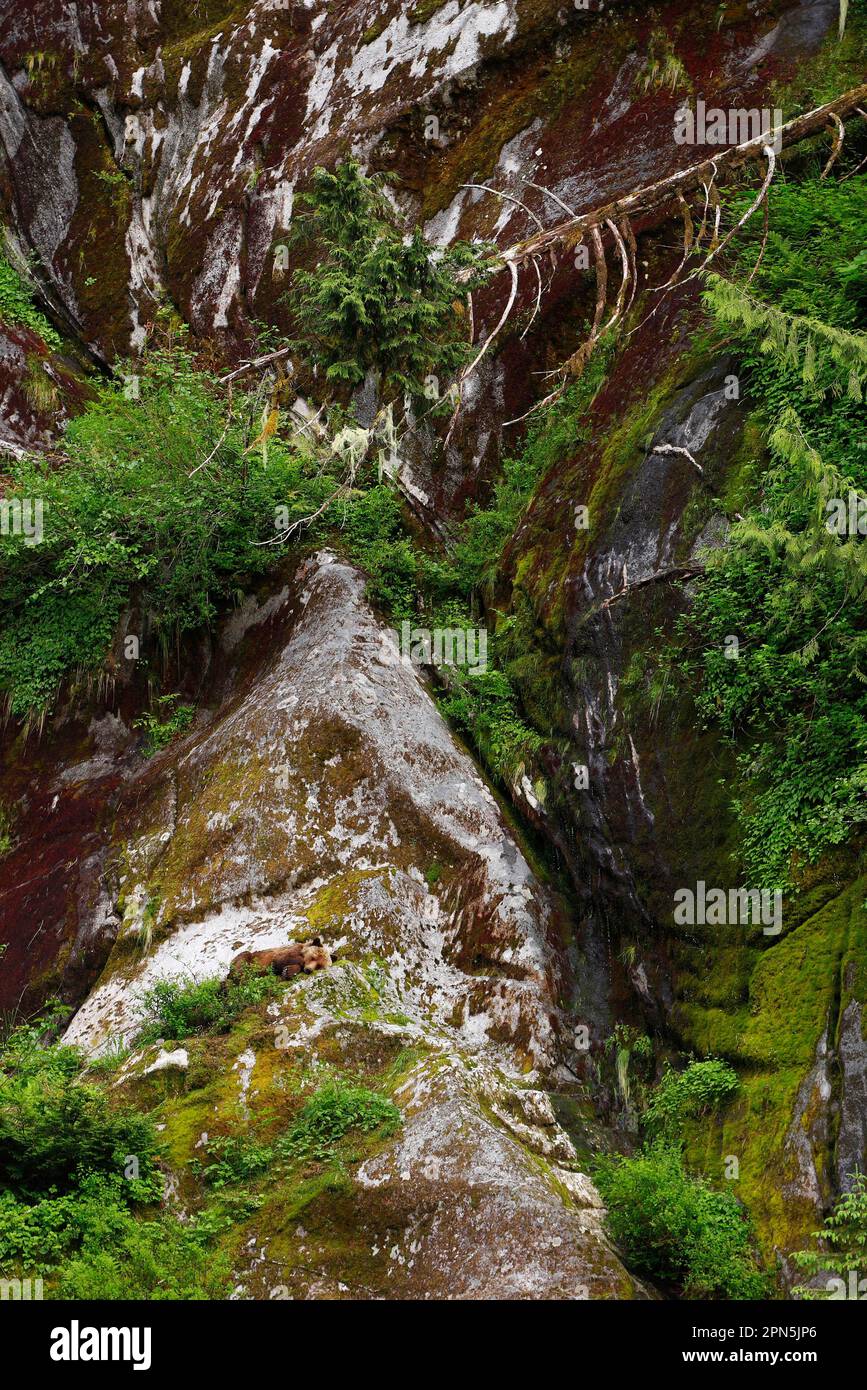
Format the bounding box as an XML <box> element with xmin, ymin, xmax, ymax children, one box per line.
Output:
<box><xmin>0</xmin><ymin>0</ymin><xmax>862</xmax><ymax>1292</ymax></box>
<box><xmin>49</xmin><ymin>552</ymin><xmax>642</xmax><ymax>1299</ymax></box>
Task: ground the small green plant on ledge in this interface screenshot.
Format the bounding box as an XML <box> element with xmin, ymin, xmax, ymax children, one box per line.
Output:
<box><xmin>636</xmin><ymin>30</ymin><xmax>690</xmax><ymax>94</ymax></box>
<box><xmin>133</xmin><ymin>694</ymin><xmax>196</xmax><ymax>757</ymax></box>
<box><xmin>136</xmin><ymin>970</ymin><xmax>284</xmax><ymax>1044</ymax></box>
<box><xmin>0</xmin><ymin>250</ymin><xmax>61</xmax><ymax>350</ymax></box>
<box><xmin>0</xmin><ymin>805</ymin><xmax>15</xmax><ymax>857</ymax></box>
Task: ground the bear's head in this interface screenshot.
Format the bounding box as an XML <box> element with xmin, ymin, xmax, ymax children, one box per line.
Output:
<box><xmin>301</xmin><ymin>936</ymin><xmax>332</xmax><ymax>972</ymax></box>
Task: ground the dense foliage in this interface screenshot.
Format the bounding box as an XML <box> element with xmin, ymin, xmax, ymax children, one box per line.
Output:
<box><xmin>285</xmin><ymin>160</ymin><xmax>491</xmax><ymax>407</ymax></box>
<box><xmin>793</xmin><ymin>1171</ymin><xmax>867</xmax><ymax>1297</ymax></box>
<box><xmin>0</xmin><ymin>1013</ymin><xmax>231</xmax><ymax>1298</ymax></box>
<box><xmin>136</xmin><ymin>969</ymin><xmax>285</xmax><ymax>1044</ymax></box>
<box><xmin>595</xmin><ymin>1144</ymin><xmax>767</xmax><ymax>1299</ymax></box>
<box><xmin>675</xmin><ymin>174</ymin><xmax>867</xmax><ymax>888</ymax></box>
<box><xmin>0</xmin><ymin>339</ymin><xmax>338</xmax><ymax>717</ymax></box>
<box><xmin>644</xmin><ymin>1058</ymin><xmax>740</xmax><ymax>1143</ymax></box>
<box><xmin>0</xmin><ymin>251</ymin><xmax>62</xmax><ymax>350</ymax></box>
<box><xmin>595</xmin><ymin>1056</ymin><xmax>765</xmax><ymax>1298</ymax></box>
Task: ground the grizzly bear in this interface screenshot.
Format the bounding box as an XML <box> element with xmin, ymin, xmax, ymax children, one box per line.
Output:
<box><xmin>228</xmin><ymin>936</ymin><xmax>332</xmax><ymax>982</ymax></box>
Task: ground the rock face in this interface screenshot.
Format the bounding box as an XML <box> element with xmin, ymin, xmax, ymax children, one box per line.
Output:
<box><xmin>0</xmin><ymin>0</ymin><xmax>862</xmax><ymax>1297</ymax></box>
<box><xmin>64</xmin><ymin>552</ymin><xmax>572</xmax><ymax>1077</ymax></box>
<box><xmin>53</xmin><ymin>552</ymin><xmax>643</xmax><ymax>1299</ymax></box>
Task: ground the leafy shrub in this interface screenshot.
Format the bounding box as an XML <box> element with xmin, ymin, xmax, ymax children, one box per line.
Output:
<box><xmin>338</xmin><ymin>483</ymin><xmax>421</xmax><ymax>621</ymax></box>
<box><xmin>133</xmin><ymin>693</ymin><xmax>196</xmax><ymax>756</ymax></box>
<box><xmin>0</xmin><ymin>251</ymin><xmax>61</xmax><ymax>349</ymax></box>
<box><xmin>438</xmin><ymin>666</ymin><xmax>544</xmax><ymax>782</ymax></box>
<box><xmin>0</xmin><ymin>1018</ymin><xmax>230</xmax><ymax>1298</ymax></box>
<box><xmin>595</xmin><ymin>1145</ymin><xmax>767</xmax><ymax>1299</ymax></box>
<box><xmin>0</xmin><ymin>1024</ymin><xmax>162</xmax><ymax>1202</ymax></box>
<box><xmin>793</xmin><ymin>1171</ymin><xmax>867</xmax><ymax>1297</ymax></box>
<box><xmin>191</xmin><ymin>1134</ymin><xmax>273</xmax><ymax>1189</ymax></box>
<box><xmin>0</xmin><ymin>1174</ymin><xmax>230</xmax><ymax>1298</ymax></box>
<box><xmin>136</xmin><ymin>969</ymin><xmax>283</xmax><ymax>1044</ymax></box>
<box><xmin>278</xmin><ymin>1080</ymin><xmax>401</xmax><ymax>1162</ymax></box>
<box><xmin>644</xmin><ymin>1058</ymin><xmax>740</xmax><ymax>1142</ymax></box>
<box><xmin>0</xmin><ymin>343</ymin><xmax>333</xmax><ymax>717</ymax></box>
<box><xmin>189</xmin><ymin>1080</ymin><xmax>401</xmax><ymax>1188</ymax></box>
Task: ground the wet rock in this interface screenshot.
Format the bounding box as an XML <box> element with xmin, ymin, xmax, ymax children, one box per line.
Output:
<box><xmin>837</xmin><ymin>995</ymin><xmax>867</xmax><ymax>1191</ymax></box>
<box><xmin>63</xmin><ymin>552</ymin><xmax>571</xmax><ymax>1082</ymax></box>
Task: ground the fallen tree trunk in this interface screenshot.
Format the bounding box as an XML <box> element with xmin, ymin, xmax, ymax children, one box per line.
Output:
<box><xmin>499</xmin><ymin>83</ymin><xmax>867</xmax><ymax>268</ymax></box>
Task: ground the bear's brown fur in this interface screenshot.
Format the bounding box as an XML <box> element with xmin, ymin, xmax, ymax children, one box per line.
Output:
<box><xmin>228</xmin><ymin>936</ymin><xmax>332</xmax><ymax>982</ymax></box>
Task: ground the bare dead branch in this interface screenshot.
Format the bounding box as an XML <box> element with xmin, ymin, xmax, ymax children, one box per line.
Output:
<box><xmin>458</xmin><ymin>183</ymin><xmax>545</xmax><ymax>232</ymax></box>
<box><xmin>821</xmin><ymin>112</ymin><xmax>845</xmax><ymax>179</ymax></box>
<box><xmin>520</xmin><ymin>258</ymin><xmax>544</xmax><ymax>341</ymax></box>
<box><xmin>597</xmin><ymin>564</ymin><xmax>705</xmax><ymax>611</ymax></box>
<box><xmin>444</xmin><ymin>260</ymin><xmax>520</xmax><ymax>447</ymax></box>
<box><xmin>601</xmin><ymin>218</ymin><xmax>631</xmax><ymax>334</ymax></box>
<box><xmin>495</xmin><ymin>84</ymin><xmax>867</xmax><ymax>271</ymax></box>
<box><xmin>687</xmin><ymin>144</ymin><xmax>776</xmax><ymax>280</ymax></box>
<box><xmin>219</xmin><ymin>345</ymin><xmax>293</xmax><ymax>385</ymax></box>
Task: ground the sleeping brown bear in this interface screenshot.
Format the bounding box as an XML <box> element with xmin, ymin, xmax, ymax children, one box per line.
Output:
<box><xmin>228</xmin><ymin>936</ymin><xmax>332</xmax><ymax>982</ymax></box>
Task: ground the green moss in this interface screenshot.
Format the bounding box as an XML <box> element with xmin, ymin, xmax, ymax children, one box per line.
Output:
<box><xmin>361</xmin><ymin>14</ymin><xmax>391</xmax><ymax>44</ymax></box>
<box><xmin>682</xmin><ymin>878</ymin><xmax>867</xmax><ymax>1257</ymax></box>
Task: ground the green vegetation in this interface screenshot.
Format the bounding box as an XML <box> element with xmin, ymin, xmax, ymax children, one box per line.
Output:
<box><xmin>0</xmin><ymin>1011</ymin><xmax>231</xmax><ymax>1298</ymax></box>
<box><xmin>673</xmin><ymin>173</ymin><xmax>867</xmax><ymax>889</ymax></box>
<box><xmin>279</xmin><ymin>1079</ymin><xmax>401</xmax><ymax>1161</ymax></box>
<box><xmin>0</xmin><ymin>335</ymin><xmax>336</xmax><ymax>718</ymax></box>
<box><xmin>595</xmin><ymin>1144</ymin><xmax>768</xmax><ymax>1298</ymax></box>
<box><xmin>0</xmin><ymin>1015</ymin><xmax>161</xmax><ymax>1201</ymax></box>
<box><xmin>136</xmin><ymin>969</ymin><xmax>285</xmax><ymax>1044</ymax></box>
<box><xmin>285</xmin><ymin>161</ymin><xmax>491</xmax><ymax>408</ymax></box>
<box><xmin>0</xmin><ymin>987</ymin><xmax>402</xmax><ymax>1299</ymax></box>
<box><xmin>454</xmin><ymin>347</ymin><xmax>613</xmax><ymax>592</ymax></box>
<box><xmin>596</xmin><ymin>1056</ymin><xmax>766</xmax><ymax>1298</ymax></box>
<box><xmin>0</xmin><ymin>250</ymin><xmax>62</xmax><ymax>350</ymax></box>
<box><xmin>793</xmin><ymin>1171</ymin><xmax>867</xmax><ymax>1297</ymax></box>
<box><xmin>191</xmin><ymin>1133</ymin><xmax>274</xmax><ymax>1189</ymax></box>
<box><xmin>134</xmin><ymin>693</ymin><xmax>196</xmax><ymax>756</ymax></box>
<box><xmin>0</xmin><ymin>161</ymin><xmax>582</xmax><ymax>789</ymax></box>
<box><xmin>0</xmin><ymin>804</ymin><xmax>14</xmax><ymax>857</ymax></box>
<box><xmin>191</xmin><ymin>1079</ymin><xmax>401</xmax><ymax>1181</ymax></box>
<box><xmin>644</xmin><ymin>1058</ymin><xmax>740</xmax><ymax>1143</ymax></box>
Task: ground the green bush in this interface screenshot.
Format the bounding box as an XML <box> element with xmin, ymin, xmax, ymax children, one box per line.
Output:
<box><xmin>793</xmin><ymin>1171</ymin><xmax>867</xmax><ymax>1297</ymax></box>
<box><xmin>0</xmin><ymin>343</ymin><xmax>334</xmax><ymax>717</ymax></box>
<box><xmin>0</xmin><ymin>251</ymin><xmax>61</xmax><ymax>349</ymax></box>
<box><xmin>136</xmin><ymin>969</ymin><xmax>284</xmax><ymax>1044</ymax></box>
<box><xmin>133</xmin><ymin>693</ymin><xmax>196</xmax><ymax>756</ymax></box>
<box><xmin>0</xmin><ymin>1018</ymin><xmax>231</xmax><ymax>1298</ymax></box>
<box><xmin>0</xmin><ymin>1024</ymin><xmax>162</xmax><ymax>1202</ymax></box>
<box><xmin>278</xmin><ymin>1079</ymin><xmax>401</xmax><ymax>1162</ymax></box>
<box><xmin>0</xmin><ymin>1174</ymin><xmax>230</xmax><ymax>1298</ymax></box>
<box><xmin>438</xmin><ymin>665</ymin><xmax>544</xmax><ymax>782</ymax></box>
<box><xmin>191</xmin><ymin>1134</ymin><xmax>274</xmax><ymax>1189</ymax></box>
<box><xmin>644</xmin><ymin>1058</ymin><xmax>739</xmax><ymax>1142</ymax></box>
<box><xmin>595</xmin><ymin>1145</ymin><xmax>767</xmax><ymax>1299</ymax></box>
<box><xmin>190</xmin><ymin>1080</ymin><xmax>402</xmax><ymax>1187</ymax></box>
<box><xmin>285</xmin><ymin>160</ymin><xmax>491</xmax><ymax>408</ymax></box>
